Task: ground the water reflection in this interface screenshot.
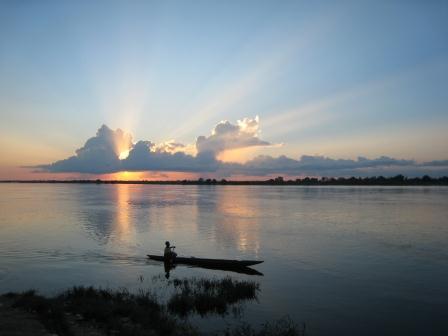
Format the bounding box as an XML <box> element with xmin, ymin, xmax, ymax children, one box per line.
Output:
<box><xmin>75</xmin><ymin>185</ymin><xmax>262</xmax><ymax>257</ymax></box>
<box><xmin>75</xmin><ymin>184</ymin><xmax>448</xmax><ymax>262</ymax></box>
<box><xmin>1</xmin><ymin>184</ymin><xmax>448</xmax><ymax>336</ymax></box>
<box><xmin>75</xmin><ymin>186</ymin><xmax>114</xmax><ymax>244</ymax></box>
<box><xmin>193</xmin><ymin>186</ymin><xmax>261</xmax><ymax>256</ymax></box>
<box><xmin>215</xmin><ymin>187</ymin><xmax>261</xmax><ymax>256</ymax></box>
<box><xmin>77</xmin><ymin>184</ymin><xmax>136</xmax><ymax>245</ymax></box>
<box><xmin>114</xmin><ymin>184</ymin><xmax>136</xmax><ymax>243</ymax></box>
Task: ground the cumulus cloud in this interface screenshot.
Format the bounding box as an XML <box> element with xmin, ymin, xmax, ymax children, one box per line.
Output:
<box><xmin>196</xmin><ymin>116</ymin><xmax>270</xmax><ymax>155</ymax></box>
<box><xmin>122</xmin><ymin>141</ymin><xmax>218</xmax><ymax>172</ymax></box>
<box><xmin>153</xmin><ymin>140</ymin><xmax>186</xmax><ymax>154</ymax></box>
<box><xmin>40</xmin><ymin>125</ymin><xmax>133</xmax><ymax>173</ymax></box>
<box><xmin>36</xmin><ymin>121</ymin><xmax>448</xmax><ymax>177</ymax></box>
<box><xmin>37</xmin><ymin>124</ymin><xmax>222</xmax><ymax>174</ymax></box>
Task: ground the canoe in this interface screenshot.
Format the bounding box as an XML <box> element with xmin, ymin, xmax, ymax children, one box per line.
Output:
<box><xmin>147</xmin><ymin>254</ymin><xmax>263</xmax><ymax>269</ymax></box>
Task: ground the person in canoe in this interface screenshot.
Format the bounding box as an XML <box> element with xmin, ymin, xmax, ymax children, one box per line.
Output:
<box><xmin>164</xmin><ymin>241</ymin><xmax>177</xmax><ymax>263</ymax></box>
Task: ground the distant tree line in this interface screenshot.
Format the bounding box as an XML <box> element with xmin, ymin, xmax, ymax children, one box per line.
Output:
<box><xmin>2</xmin><ymin>175</ymin><xmax>448</xmax><ymax>185</ymax></box>
<box><xmin>184</xmin><ymin>175</ymin><xmax>448</xmax><ymax>185</ymax></box>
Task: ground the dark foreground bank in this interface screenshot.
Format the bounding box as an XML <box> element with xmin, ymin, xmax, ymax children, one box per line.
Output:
<box><xmin>0</xmin><ymin>277</ymin><xmax>305</xmax><ymax>336</ymax></box>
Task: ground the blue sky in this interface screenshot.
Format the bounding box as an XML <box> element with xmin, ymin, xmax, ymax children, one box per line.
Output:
<box><xmin>1</xmin><ymin>1</ymin><xmax>447</xmax><ymax>178</ymax></box>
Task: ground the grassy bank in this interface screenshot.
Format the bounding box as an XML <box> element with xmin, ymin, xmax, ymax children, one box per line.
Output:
<box><xmin>1</xmin><ymin>277</ymin><xmax>304</xmax><ymax>336</ymax></box>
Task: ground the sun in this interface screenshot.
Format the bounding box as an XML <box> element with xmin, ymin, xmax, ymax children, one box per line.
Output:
<box><xmin>117</xmin><ymin>171</ymin><xmax>131</xmax><ymax>179</ymax></box>
<box><xmin>113</xmin><ymin>171</ymin><xmax>144</xmax><ymax>180</ymax></box>
<box><xmin>119</xmin><ymin>150</ymin><xmax>130</xmax><ymax>160</ymax></box>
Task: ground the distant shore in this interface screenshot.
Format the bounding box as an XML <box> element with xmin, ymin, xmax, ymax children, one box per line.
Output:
<box><xmin>1</xmin><ymin>175</ymin><xmax>447</xmax><ymax>186</ymax></box>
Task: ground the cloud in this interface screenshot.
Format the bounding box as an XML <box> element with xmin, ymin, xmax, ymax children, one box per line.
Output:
<box><xmin>80</xmin><ymin>124</ymin><xmax>133</xmax><ymax>156</ymax></box>
<box><xmin>122</xmin><ymin>141</ymin><xmax>218</xmax><ymax>172</ymax></box>
<box><xmin>421</xmin><ymin>160</ymin><xmax>448</xmax><ymax>167</ymax></box>
<box><xmin>36</xmin><ymin>121</ymin><xmax>448</xmax><ymax>177</ymax></box>
<box><xmin>37</xmin><ymin>124</ymin><xmax>222</xmax><ymax>174</ymax></box>
<box><xmin>228</xmin><ymin>155</ymin><xmax>419</xmax><ymax>176</ymax></box>
<box><xmin>153</xmin><ymin>141</ymin><xmax>186</xmax><ymax>154</ymax></box>
<box><xmin>196</xmin><ymin>116</ymin><xmax>270</xmax><ymax>155</ymax></box>
<box><xmin>39</xmin><ymin>125</ymin><xmax>133</xmax><ymax>173</ymax></box>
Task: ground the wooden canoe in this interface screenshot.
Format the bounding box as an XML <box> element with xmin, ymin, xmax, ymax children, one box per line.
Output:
<box><xmin>147</xmin><ymin>255</ymin><xmax>263</xmax><ymax>267</ymax></box>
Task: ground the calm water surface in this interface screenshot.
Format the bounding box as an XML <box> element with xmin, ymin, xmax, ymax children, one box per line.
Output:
<box><xmin>0</xmin><ymin>184</ymin><xmax>447</xmax><ymax>335</ymax></box>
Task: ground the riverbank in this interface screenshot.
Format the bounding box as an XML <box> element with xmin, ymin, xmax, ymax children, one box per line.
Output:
<box><xmin>0</xmin><ymin>296</ymin><xmax>52</xmax><ymax>336</ymax></box>
<box><xmin>0</xmin><ymin>277</ymin><xmax>304</xmax><ymax>336</ymax></box>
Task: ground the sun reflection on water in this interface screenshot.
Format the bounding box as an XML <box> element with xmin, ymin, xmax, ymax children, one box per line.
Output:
<box><xmin>215</xmin><ymin>187</ymin><xmax>261</xmax><ymax>257</ymax></box>
<box><xmin>113</xmin><ymin>184</ymin><xmax>134</xmax><ymax>244</ymax></box>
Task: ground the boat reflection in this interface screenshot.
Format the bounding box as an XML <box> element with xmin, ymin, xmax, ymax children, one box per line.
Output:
<box><xmin>164</xmin><ymin>261</ymin><xmax>175</xmax><ymax>279</ymax></box>
<box><xmin>160</xmin><ymin>259</ymin><xmax>263</xmax><ymax>277</ymax></box>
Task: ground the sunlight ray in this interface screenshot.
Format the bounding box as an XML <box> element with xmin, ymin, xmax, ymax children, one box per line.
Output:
<box><xmin>168</xmin><ymin>10</ymin><xmax>338</xmax><ymax>141</ymax></box>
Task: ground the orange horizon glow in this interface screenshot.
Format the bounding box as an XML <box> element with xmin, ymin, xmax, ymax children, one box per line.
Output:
<box><xmin>99</xmin><ymin>171</ymin><xmax>202</xmax><ymax>181</ymax></box>
<box><xmin>0</xmin><ymin>166</ymin><xmax>306</xmax><ymax>182</ymax></box>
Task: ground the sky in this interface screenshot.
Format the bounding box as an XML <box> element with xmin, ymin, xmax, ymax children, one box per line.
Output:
<box><xmin>1</xmin><ymin>0</ymin><xmax>448</xmax><ymax>180</ymax></box>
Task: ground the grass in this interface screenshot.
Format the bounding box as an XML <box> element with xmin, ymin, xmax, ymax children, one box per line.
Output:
<box><xmin>168</xmin><ymin>277</ymin><xmax>259</xmax><ymax>317</ymax></box>
<box><xmin>59</xmin><ymin>286</ymin><xmax>185</xmax><ymax>335</ymax></box>
<box><xmin>7</xmin><ymin>287</ymin><xmax>195</xmax><ymax>336</ymax></box>
<box><xmin>2</xmin><ymin>277</ymin><xmax>304</xmax><ymax>336</ymax></box>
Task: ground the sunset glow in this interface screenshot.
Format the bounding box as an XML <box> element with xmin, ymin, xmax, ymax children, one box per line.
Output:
<box><xmin>1</xmin><ymin>3</ymin><xmax>448</xmax><ymax>336</ymax></box>
<box><xmin>0</xmin><ymin>1</ymin><xmax>447</xmax><ymax>180</ymax></box>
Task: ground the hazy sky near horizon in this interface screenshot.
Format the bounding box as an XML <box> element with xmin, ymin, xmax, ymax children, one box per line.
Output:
<box><xmin>1</xmin><ymin>1</ymin><xmax>448</xmax><ymax>179</ymax></box>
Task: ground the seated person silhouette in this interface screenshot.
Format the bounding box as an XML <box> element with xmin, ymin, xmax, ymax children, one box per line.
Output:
<box><xmin>164</xmin><ymin>241</ymin><xmax>177</xmax><ymax>263</ymax></box>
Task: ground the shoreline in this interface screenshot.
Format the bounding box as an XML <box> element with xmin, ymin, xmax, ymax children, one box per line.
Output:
<box><xmin>0</xmin><ymin>280</ymin><xmax>305</xmax><ymax>336</ymax></box>
<box><xmin>1</xmin><ymin>175</ymin><xmax>447</xmax><ymax>186</ymax></box>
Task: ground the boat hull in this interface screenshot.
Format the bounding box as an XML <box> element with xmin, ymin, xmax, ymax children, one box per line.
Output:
<box><xmin>147</xmin><ymin>255</ymin><xmax>263</xmax><ymax>267</ymax></box>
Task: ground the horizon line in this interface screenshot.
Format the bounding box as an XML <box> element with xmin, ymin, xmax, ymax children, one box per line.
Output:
<box><xmin>1</xmin><ymin>175</ymin><xmax>447</xmax><ymax>186</ymax></box>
